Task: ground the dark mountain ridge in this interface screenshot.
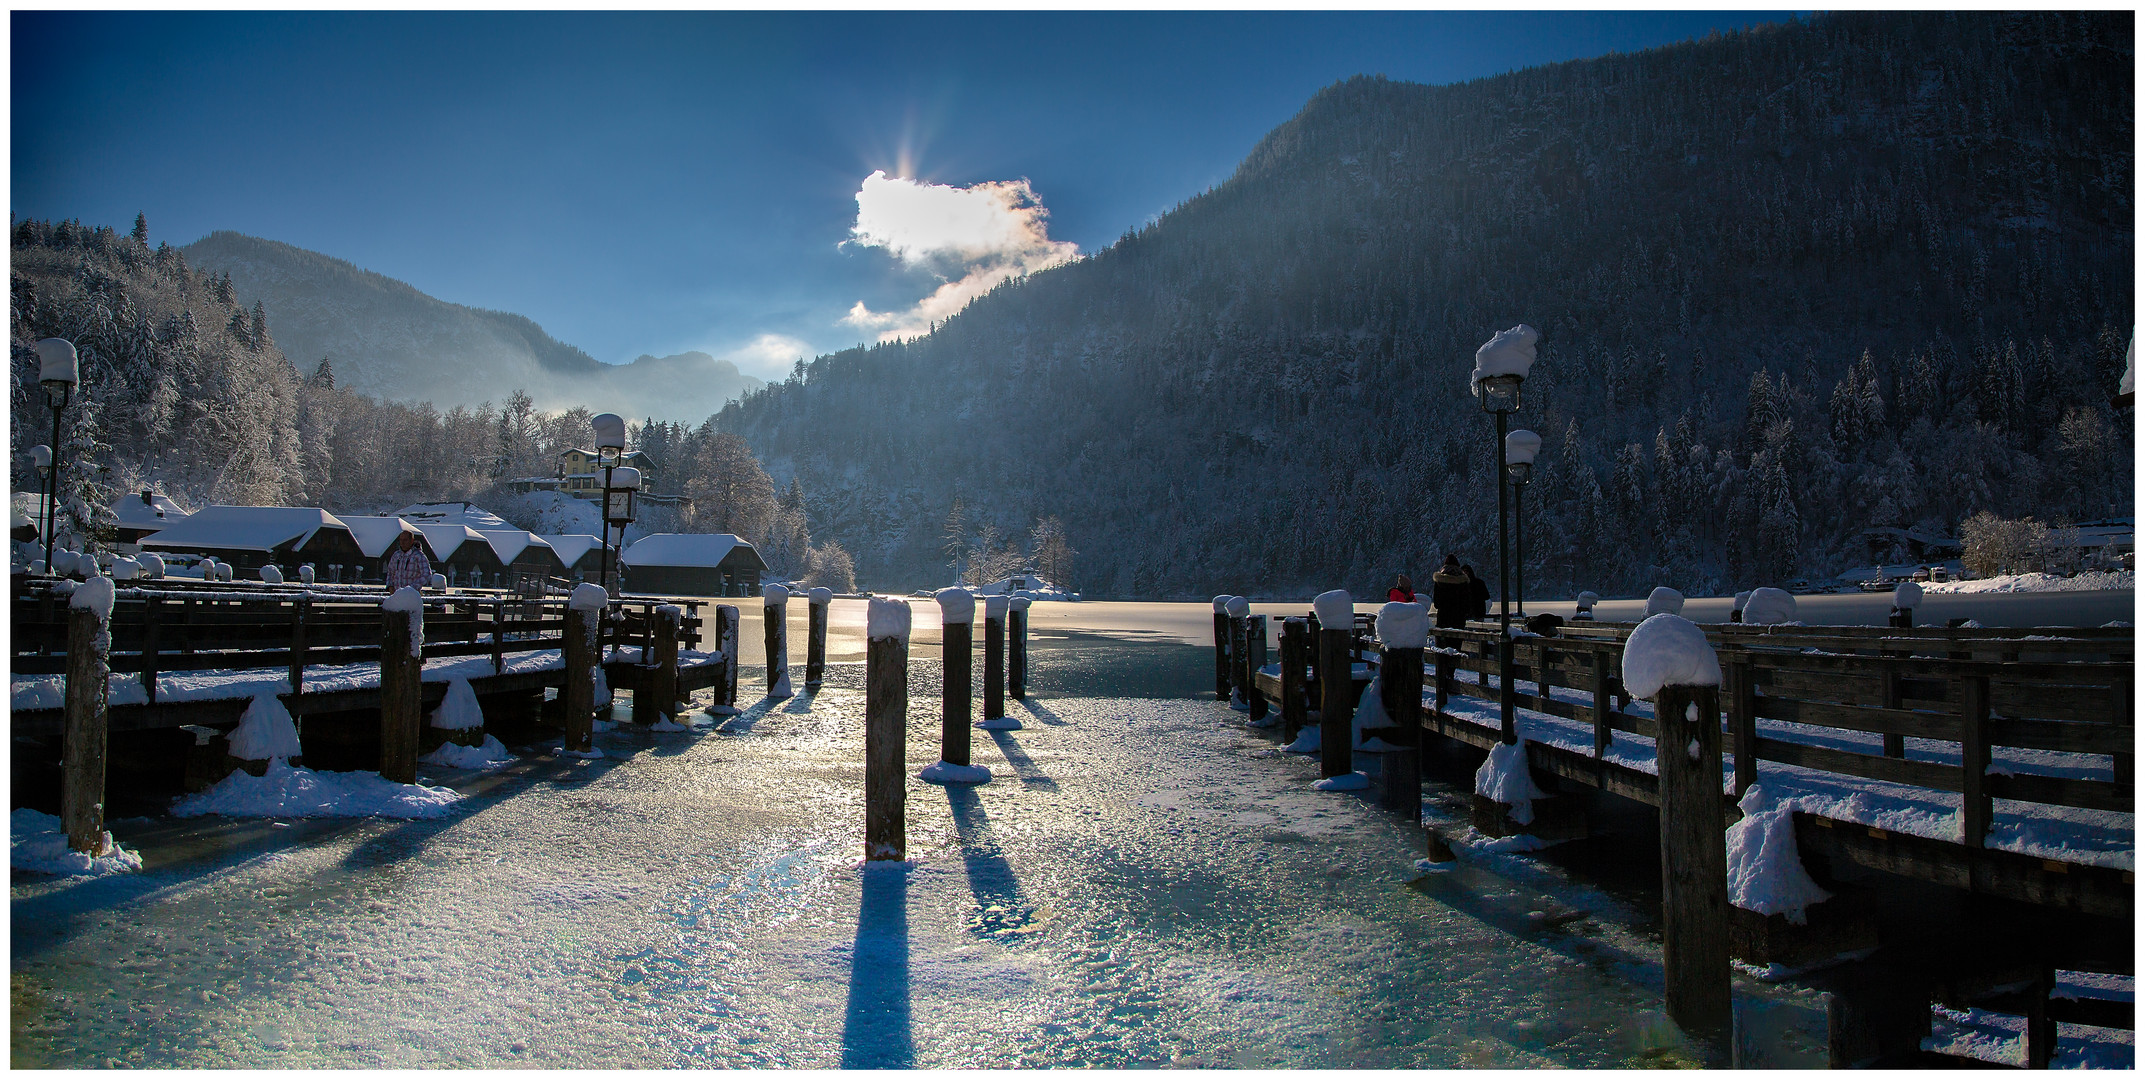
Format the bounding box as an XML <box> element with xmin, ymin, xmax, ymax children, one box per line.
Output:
<box><xmin>715</xmin><ymin>10</ymin><xmax>2133</xmax><ymax>598</ymax></box>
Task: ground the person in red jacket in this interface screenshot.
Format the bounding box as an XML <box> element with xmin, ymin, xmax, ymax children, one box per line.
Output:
<box><xmin>1387</xmin><ymin>573</ymin><xmax>1416</xmax><ymax>603</ymax></box>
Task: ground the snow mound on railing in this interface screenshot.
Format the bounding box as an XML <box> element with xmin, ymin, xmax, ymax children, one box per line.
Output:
<box><xmin>1725</xmin><ymin>784</ymin><xmax>1833</xmax><ymax>923</ymax></box>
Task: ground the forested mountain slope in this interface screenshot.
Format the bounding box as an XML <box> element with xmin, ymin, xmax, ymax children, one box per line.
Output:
<box><xmin>717</xmin><ymin>10</ymin><xmax>2134</xmax><ymax>598</ymax></box>
<box><xmin>182</xmin><ymin>231</ymin><xmax>764</xmax><ymax>419</ymax></box>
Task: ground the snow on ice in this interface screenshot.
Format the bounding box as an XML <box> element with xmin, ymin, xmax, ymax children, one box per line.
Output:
<box><xmin>171</xmin><ymin>758</ymin><xmax>462</xmax><ymax>820</ymax></box>
<box><xmin>918</xmin><ymin>760</ymin><xmax>993</xmax><ymax>784</ymax></box>
<box><xmin>10</xmin><ymin>808</ymin><xmax>143</xmax><ymax>877</ymax></box>
<box><xmin>418</xmin><ymin>735</ymin><xmax>515</xmax><ymax>769</ymax></box>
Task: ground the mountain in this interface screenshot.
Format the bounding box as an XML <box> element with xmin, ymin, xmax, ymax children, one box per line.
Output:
<box><xmin>712</xmin><ymin>11</ymin><xmax>2134</xmax><ymax>599</ymax></box>
<box><xmin>181</xmin><ymin>232</ymin><xmax>764</xmax><ymax>420</ymax></box>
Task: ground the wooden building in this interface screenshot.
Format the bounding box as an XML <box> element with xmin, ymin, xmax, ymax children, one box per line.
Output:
<box><xmin>620</xmin><ymin>533</ymin><xmax>767</xmax><ymax>597</ymax></box>
<box><xmin>136</xmin><ymin>506</ymin><xmax>365</xmax><ymax>577</ymax></box>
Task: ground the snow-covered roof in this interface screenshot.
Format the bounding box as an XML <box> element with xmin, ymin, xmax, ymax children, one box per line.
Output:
<box><xmin>392</xmin><ymin>502</ymin><xmax>513</xmax><ymax>530</ymax></box>
<box><xmin>338</xmin><ymin>515</ymin><xmax>418</xmax><ymax>558</ymax></box>
<box><xmin>481</xmin><ymin>529</ymin><xmax>555</xmax><ymax>566</ymax></box>
<box><xmin>620</xmin><ymin>532</ymin><xmax>760</xmax><ymax>569</ymax></box>
<box><xmin>411</xmin><ymin>523</ymin><xmax>490</xmax><ymax>562</ymax></box>
<box><xmin>137</xmin><ymin>506</ymin><xmax>347</xmax><ymax>553</ymax></box>
<box><xmin>539</xmin><ymin>534</ymin><xmax>605</xmax><ymax>566</ymax></box>
<box><xmin>110</xmin><ymin>490</ymin><xmax>189</xmax><ymax>531</ymax></box>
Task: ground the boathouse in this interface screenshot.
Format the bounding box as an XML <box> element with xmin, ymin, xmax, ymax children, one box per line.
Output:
<box><xmin>136</xmin><ymin>505</ymin><xmax>365</xmax><ymax>576</ymax></box>
<box><xmin>540</xmin><ymin>534</ymin><xmax>607</xmax><ymax>580</ymax></box>
<box><xmin>620</xmin><ymin>533</ymin><xmax>766</xmax><ymax>596</ymax></box>
<box><xmin>109</xmin><ymin>489</ymin><xmax>189</xmax><ymax>547</ymax></box>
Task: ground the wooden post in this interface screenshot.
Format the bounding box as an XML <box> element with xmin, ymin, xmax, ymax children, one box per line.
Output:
<box><xmin>1244</xmin><ymin>614</ymin><xmax>1269</xmax><ymax>724</ymax></box>
<box><xmin>983</xmin><ymin>597</ymin><xmax>1007</xmax><ymax>721</ymax></box>
<box><xmin>1654</xmin><ymin>681</ymin><xmax>1731</xmax><ymax>1039</ymax></box>
<box><xmin>1305</xmin><ymin>612</ymin><xmax>1323</xmax><ymax>703</ymax></box>
<box><xmin>140</xmin><ymin>595</ymin><xmax>161</xmax><ymax>705</ymax></box>
<box><xmin>1280</xmin><ymin>617</ymin><xmax>1309</xmax><ymax>740</ymax></box>
<box><xmin>1728</xmin><ymin>654</ymin><xmax>1758</xmax><ymax>797</ymax></box>
<box><xmin>941</xmin><ymin>618</ymin><xmax>974</xmax><ymax>766</ymax></box>
<box><xmin>62</xmin><ymin>585</ymin><xmax>113</xmax><ymax>855</ymax></box>
<box><xmin>764</xmin><ymin>586</ymin><xmax>791</xmax><ymax>699</ymax></box>
<box><xmin>1590</xmin><ymin>648</ymin><xmax>1612</xmax><ymax>758</ymax></box>
<box><xmin>490</xmin><ymin>598</ymin><xmax>505</xmax><ymax>676</ymax></box>
<box><xmin>1380</xmin><ymin>644</ymin><xmax>1424</xmax><ymax>812</ymax></box>
<box><xmin>714</xmin><ymin>604</ymin><xmax>740</xmax><ymax>711</ymax></box>
<box><xmin>2114</xmin><ymin>677</ymin><xmax>2134</xmax><ymax>787</ymax></box>
<box><xmin>1229</xmin><ymin>612</ymin><xmax>1249</xmax><ymax>705</ymax></box>
<box><xmin>562</xmin><ymin>600</ymin><xmax>599</xmax><ymax>754</ymax></box>
<box><xmin>1881</xmin><ymin>658</ymin><xmax>1905</xmax><ymax>758</ymax></box>
<box><xmin>1008</xmin><ymin>597</ymin><xmax>1029</xmax><ymax>700</ymax></box>
<box><xmin>289</xmin><ymin>597</ymin><xmax>309</xmax><ymax>697</ymax></box>
<box><xmin>1319</xmin><ymin>620</ymin><xmax>1353</xmax><ymax>779</ymax></box>
<box><xmin>865</xmin><ymin>599</ymin><xmax>910</xmax><ymax>860</ymax></box>
<box><xmin>806</xmin><ymin>589</ymin><xmax>830</xmax><ymax>691</ymax></box>
<box><xmin>635</xmin><ymin>603</ymin><xmax>681</xmax><ymax>722</ymax></box>
<box><xmin>1958</xmin><ymin>674</ymin><xmax>1991</xmax><ymax>849</ymax></box>
<box><xmin>1212</xmin><ymin>596</ymin><xmax>1233</xmax><ymax>701</ymax></box>
<box><xmin>380</xmin><ymin>597</ymin><xmax>423</xmax><ymax>784</ymax></box>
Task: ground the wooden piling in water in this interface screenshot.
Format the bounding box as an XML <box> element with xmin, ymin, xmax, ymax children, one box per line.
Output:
<box><xmin>646</xmin><ymin>604</ymin><xmax>681</xmax><ymax>721</ymax></box>
<box><xmin>713</xmin><ymin>604</ymin><xmax>739</xmax><ymax>711</ymax></box>
<box><xmin>1212</xmin><ymin>596</ymin><xmax>1233</xmax><ymax>701</ymax></box>
<box><xmin>1316</xmin><ymin>593</ymin><xmax>1354</xmax><ymax>779</ymax></box>
<box><xmin>1009</xmin><ymin>597</ymin><xmax>1030</xmax><ymax>700</ymax></box>
<box><xmin>62</xmin><ymin>588</ymin><xmax>112</xmax><ymax>855</ymax></box>
<box><xmin>1380</xmin><ymin>644</ymin><xmax>1423</xmax><ymax>812</ymax></box>
<box><xmin>1655</xmin><ymin>681</ymin><xmax>1731</xmax><ymax>1038</ymax></box>
<box><xmin>380</xmin><ymin>598</ymin><xmax>423</xmax><ymax>784</ymax></box>
<box><xmin>1228</xmin><ymin>610</ymin><xmax>1249</xmax><ymax>705</ymax></box>
<box><xmin>983</xmin><ymin>596</ymin><xmax>1007</xmax><ymax>721</ymax></box>
<box><xmin>806</xmin><ymin>588</ymin><xmax>830</xmax><ymax>691</ymax></box>
<box><xmin>865</xmin><ymin>599</ymin><xmax>910</xmax><ymax>861</ymax></box>
<box><xmin>1280</xmin><ymin>617</ymin><xmax>1308</xmax><ymax>740</ymax></box>
<box><xmin>562</xmin><ymin>600</ymin><xmax>600</xmax><ymax>754</ymax></box>
<box><xmin>1244</xmin><ymin>614</ymin><xmax>1269</xmax><ymax>725</ymax></box>
<box><xmin>938</xmin><ymin>590</ymin><xmax>974</xmax><ymax>767</ymax></box>
<box><xmin>764</xmin><ymin>585</ymin><xmax>791</xmax><ymax>699</ymax></box>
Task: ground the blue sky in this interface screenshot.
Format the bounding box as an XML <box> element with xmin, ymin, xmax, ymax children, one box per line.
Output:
<box><xmin>14</xmin><ymin>10</ymin><xmax>1796</xmax><ymax>380</ymax></box>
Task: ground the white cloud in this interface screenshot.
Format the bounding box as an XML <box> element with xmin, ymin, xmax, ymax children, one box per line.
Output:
<box><xmin>842</xmin><ymin>170</ymin><xmax>1078</xmax><ymax>342</ymax></box>
<box><xmin>717</xmin><ymin>332</ymin><xmax>814</xmax><ymax>382</ymax></box>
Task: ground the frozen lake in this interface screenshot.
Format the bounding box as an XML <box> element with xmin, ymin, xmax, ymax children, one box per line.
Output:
<box><xmin>14</xmin><ymin>593</ymin><xmax>2126</xmax><ymax>1067</ymax></box>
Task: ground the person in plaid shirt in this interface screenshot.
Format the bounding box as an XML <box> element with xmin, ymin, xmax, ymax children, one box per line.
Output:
<box><xmin>384</xmin><ymin>530</ymin><xmax>432</xmax><ymax>591</ymax></box>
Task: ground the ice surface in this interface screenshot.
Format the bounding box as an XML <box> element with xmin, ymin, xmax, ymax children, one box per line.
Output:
<box><xmin>1474</xmin><ymin>740</ymin><xmax>1548</xmax><ymax>825</ymax></box>
<box><xmin>1643</xmin><ymin>587</ymin><xmax>1684</xmax><ymax>616</ymax></box>
<box><xmin>1620</xmin><ymin>614</ymin><xmax>1720</xmax><ymax>699</ymax></box>
<box><xmin>429</xmin><ymin>678</ymin><xmax>485</xmax><ymax>731</ymax></box>
<box><xmin>1376</xmin><ymin>602</ymin><xmax>1430</xmax><ymax>648</ymax></box>
<box><xmin>935</xmin><ymin>587</ymin><xmax>975</xmax><ymax>624</ymax></box>
<box><xmin>10</xmin><ymin>808</ymin><xmax>142</xmax><ymax>877</ymax></box>
<box><xmin>867</xmin><ymin>597</ymin><xmax>911</xmax><ymax>642</ymax></box>
<box><xmin>1724</xmin><ymin>785</ymin><xmax>1832</xmax><ymax>923</ymax></box>
<box><xmin>228</xmin><ymin>693</ymin><xmax>303</xmax><ymax>761</ymax></box>
<box><xmin>1312</xmin><ymin>589</ymin><xmax>1352</xmax><ymax>626</ymax></box>
<box><xmin>1742</xmin><ymin>587</ymin><xmax>1797</xmax><ymax>625</ymax></box>
<box><xmin>171</xmin><ymin>759</ymin><xmax>462</xmax><ymax>820</ymax></box>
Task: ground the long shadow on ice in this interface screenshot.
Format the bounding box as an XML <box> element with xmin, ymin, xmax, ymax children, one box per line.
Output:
<box><xmin>839</xmin><ymin>861</ymin><xmax>914</xmax><ymax>1068</ymax></box>
<box><xmin>986</xmin><ymin>730</ymin><xmax>1058</xmax><ymax>792</ymax></box>
<box><xmin>945</xmin><ymin>785</ymin><xmax>1034</xmax><ymax>938</ymax></box>
<box><xmin>1009</xmin><ymin>698</ymin><xmax>1067</xmax><ymax>726</ymax></box>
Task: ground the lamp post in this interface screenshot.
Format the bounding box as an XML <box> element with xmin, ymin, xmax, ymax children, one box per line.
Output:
<box><xmin>1505</xmin><ymin>429</ymin><xmax>1542</xmax><ymax>620</ymax></box>
<box><xmin>591</xmin><ymin>413</ymin><xmax>627</xmax><ymax>594</ymax></box>
<box><xmin>606</xmin><ymin>466</ymin><xmax>640</xmax><ymax>593</ymax></box>
<box><xmin>36</xmin><ymin>339</ymin><xmax>79</xmax><ymax>573</ymax></box>
<box><xmin>1472</xmin><ymin>325</ymin><xmax>1539</xmax><ymax>745</ymax></box>
<box><xmin>28</xmin><ymin>444</ymin><xmax>51</xmax><ymax>571</ymax></box>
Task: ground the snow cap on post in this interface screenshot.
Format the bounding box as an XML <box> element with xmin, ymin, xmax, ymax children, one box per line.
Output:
<box><xmin>1644</xmin><ymin>586</ymin><xmax>1685</xmax><ymax>616</ymax></box>
<box><xmin>1470</xmin><ymin>324</ymin><xmax>1539</xmax><ymax>391</ymax></box>
<box><xmin>1892</xmin><ymin>582</ymin><xmax>1923</xmax><ymax>610</ymax></box>
<box><xmin>1576</xmin><ymin>590</ymin><xmax>1599</xmax><ymax>608</ymax></box>
<box><xmin>610</xmin><ymin>466</ymin><xmax>641</xmax><ymax>491</ymax></box>
<box><xmin>70</xmin><ymin>574</ymin><xmax>115</xmax><ymax>620</ymax></box>
<box><xmin>1212</xmin><ymin>595</ymin><xmax>1233</xmax><ymax>613</ymax></box>
<box><xmin>138</xmin><ymin>552</ymin><xmax>165</xmax><ymax>578</ymax></box>
<box><xmin>983</xmin><ymin>594</ymin><xmax>1010</xmax><ymax>621</ymax></box>
<box><xmin>296</xmin><ymin>563</ymin><xmax>313</xmax><ymax>584</ymax></box>
<box><xmin>1376</xmin><ymin>601</ymin><xmax>1430</xmax><ymax>649</ymax></box>
<box><xmin>1504</xmin><ymin>428</ymin><xmax>1542</xmax><ymax>465</ymax></box>
<box><xmin>568</xmin><ymin>582</ymin><xmax>609</xmax><ymax>612</ymax></box>
<box><xmin>382</xmin><ymin>585</ymin><xmax>424</xmax><ymax>613</ymax></box>
<box><xmin>215</xmin><ymin>563</ymin><xmax>232</xmax><ymax>581</ymax></box>
<box><xmin>807</xmin><ymin>587</ymin><xmax>833</xmax><ymax>606</ymax></box>
<box><xmin>1742</xmin><ymin>587</ymin><xmax>1798</xmax><ymax>625</ymax></box>
<box><xmin>590</xmin><ymin>412</ymin><xmax>626</xmax><ymax>452</ymax></box>
<box><xmin>935</xmin><ymin>587</ymin><xmax>975</xmax><ymax>624</ymax></box>
<box><xmin>110</xmin><ymin>557</ymin><xmax>140</xmax><ymax>581</ymax></box>
<box><xmin>260</xmin><ymin>564</ymin><xmax>284</xmax><ymax>584</ymax></box>
<box><xmin>36</xmin><ymin>338</ymin><xmax>79</xmax><ymax>387</ymax></box>
<box><xmin>1224</xmin><ymin>596</ymin><xmax>1250</xmax><ymax>618</ymax></box>
<box><xmin>1620</xmin><ymin>613</ymin><xmax>1721</xmax><ymax>700</ymax></box>
<box><xmin>28</xmin><ymin>444</ymin><xmax>50</xmax><ymax>470</ymax></box>
<box><xmin>1312</xmin><ymin>589</ymin><xmax>1352</xmax><ymax>626</ymax></box>
<box><xmin>762</xmin><ymin>583</ymin><xmax>790</xmax><ymax>606</ymax></box>
<box><xmin>1733</xmin><ymin>590</ymin><xmax>1752</xmax><ymax>611</ymax></box>
<box><xmin>1010</xmin><ymin>596</ymin><xmax>1031</xmax><ymax>612</ymax></box>
<box><xmin>867</xmin><ymin>596</ymin><xmax>911</xmax><ymax>642</ymax></box>
<box><xmin>428</xmin><ymin>572</ymin><xmax>446</xmax><ymax>590</ymax></box>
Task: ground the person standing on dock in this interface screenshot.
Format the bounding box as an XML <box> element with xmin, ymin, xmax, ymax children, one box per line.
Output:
<box><xmin>385</xmin><ymin>530</ymin><xmax>432</xmax><ymax>591</ymax></box>
<box><xmin>1430</xmin><ymin>557</ymin><xmax>1470</xmax><ymax>629</ymax></box>
<box><xmin>1387</xmin><ymin>573</ymin><xmax>1416</xmax><ymax>603</ymax></box>
<box><xmin>1463</xmin><ymin>564</ymin><xmax>1490</xmax><ymax>621</ymax></box>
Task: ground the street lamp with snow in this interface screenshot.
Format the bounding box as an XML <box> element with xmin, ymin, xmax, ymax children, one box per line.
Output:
<box><xmin>592</xmin><ymin>412</ymin><xmax>628</xmax><ymax>594</ymax></box>
<box><xmin>1472</xmin><ymin>324</ymin><xmax>1538</xmax><ymax>745</ymax></box>
<box><xmin>1505</xmin><ymin>429</ymin><xmax>1542</xmax><ymax>620</ymax></box>
<box><xmin>36</xmin><ymin>339</ymin><xmax>78</xmax><ymax>573</ymax></box>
